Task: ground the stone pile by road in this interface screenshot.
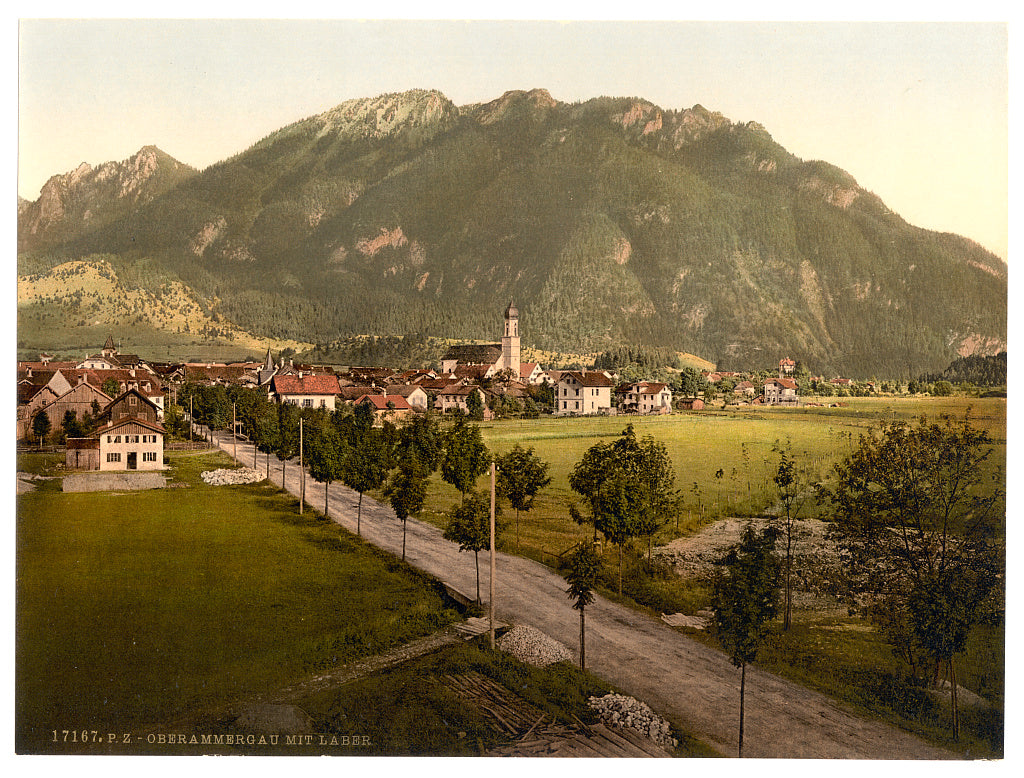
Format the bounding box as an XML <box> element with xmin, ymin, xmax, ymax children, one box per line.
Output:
<box><xmin>496</xmin><ymin>625</ymin><xmax>573</xmax><ymax>667</ymax></box>
<box><xmin>201</xmin><ymin>467</ymin><xmax>264</xmax><ymax>486</ymax></box>
<box><xmin>588</xmin><ymin>692</ymin><xmax>678</xmax><ymax>750</ymax></box>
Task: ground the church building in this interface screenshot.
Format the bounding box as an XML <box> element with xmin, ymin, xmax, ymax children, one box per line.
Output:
<box><xmin>440</xmin><ymin>301</ymin><xmax>522</xmax><ymax>379</ymax></box>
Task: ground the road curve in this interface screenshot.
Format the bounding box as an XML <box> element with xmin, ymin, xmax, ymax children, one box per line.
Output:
<box><xmin>208</xmin><ymin>431</ymin><xmax>955</xmax><ymax>759</ymax></box>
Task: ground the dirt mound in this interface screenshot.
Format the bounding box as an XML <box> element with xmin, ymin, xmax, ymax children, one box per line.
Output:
<box><xmin>655</xmin><ymin>517</ymin><xmax>845</xmax><ymax>614</ymax></box>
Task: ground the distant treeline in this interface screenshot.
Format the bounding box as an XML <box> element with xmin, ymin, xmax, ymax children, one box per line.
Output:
<box><xmin>920</xmin><ymin>352</ymin><xmax>1007</xmax><ymax>387</ymax></box>
<box><xmin>593</xmin><ymin>346</ymin><xmax>682</xmax><ymax>372</ymax></box>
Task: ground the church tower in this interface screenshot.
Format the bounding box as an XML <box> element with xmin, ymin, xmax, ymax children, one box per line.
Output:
<box><xmin>501</xmin><ymin>300</ymin><xmax>521</xmax><ymax>377</ymax></box>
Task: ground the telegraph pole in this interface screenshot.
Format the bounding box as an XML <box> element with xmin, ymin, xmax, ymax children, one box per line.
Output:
<box><xmin>232</xmin><ymin>402</ymin><xmax>237</xmax><ymax>462</ymax></box>
<box><xmin>489</xmin><ymin>460</ymin><xmax>496</xmax><ymax>649</ymax></box>
<box><xmin>299</xmin><ymin>416</ymin><xmax>304</xmax><ymax>515</ymax></box>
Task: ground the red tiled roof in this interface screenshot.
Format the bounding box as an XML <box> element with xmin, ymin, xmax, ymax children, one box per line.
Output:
<box><xmin>271</xmin><ymin>374</ymin><xmax>342</xmax><ymax>395</ymax></box>
<box><xmin>561</xmin><ymin>371</ymin><xmax>615</xmax><ymax>387</ymax></box>
<box><xmin>356</xmin><ymin>394</ymin><xmax>413</xmax><ymax>411</ymax></box>
<box><xmin>764</xmin><ymin>378</ymin><xmax>798</xmax><ymax>389</ymax></box>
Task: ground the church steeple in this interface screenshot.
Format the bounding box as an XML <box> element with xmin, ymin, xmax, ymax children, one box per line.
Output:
<box><xmin>501</xmin><ymin>299</ymin><xmax>521</xmax><ymax>376</ymax></box>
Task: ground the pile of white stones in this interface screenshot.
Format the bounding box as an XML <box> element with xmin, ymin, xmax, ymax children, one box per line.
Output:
<box><xmin>201</xmin><ymin>467</ymin><xmax>264</xmax><ymax>486</ymax></box>
<box><xmin>588</xmin><ymin>693</ymin><xmax>678</xmax><ymax>750</ymax></box>
<box><xmin>495</xmin><ymin>625</ymin><xmax>574</xmax><ymax>667</ymax></box>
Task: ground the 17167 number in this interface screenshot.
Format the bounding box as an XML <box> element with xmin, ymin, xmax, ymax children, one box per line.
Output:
<box><xmin>51</xmin><ymin>730</ymin><xmax>130</xmax><ymax>744</ymax></box>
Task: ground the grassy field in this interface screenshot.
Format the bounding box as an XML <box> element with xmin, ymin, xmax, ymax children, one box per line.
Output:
<box><xmin>418</xmin><ymin>396</ymin><xmax>1007</xmax><ymax>566</ymax></box>
<box><xmin>411</xmin><ymin>396</ymin><xmax>1006</xmax><ymax>756</ymax></box>
<box><xmin>15</xmin><ymin>449</ymin><xmax>460</xmax><ymax>754</ymax></box>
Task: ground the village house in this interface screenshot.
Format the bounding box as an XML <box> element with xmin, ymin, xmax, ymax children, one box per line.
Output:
<box><xmin>96</xmin><ymin>388</ymin><xmax>161</xmax><ymax>425</ymax></box>
<box><xmin>270</xmin><ymin>373</ymin><xmax>342</xmax><ymax>410</ymax></box>
<box><xmin>384</xmin><ymin>384</ymin><xmax>430</xmax><ymax>411</ymax></box>
<box><xmin>762</xmin><ymin>377</ymin><xmax>800</xmax><ymax>406</ymax></box>
<box><xmin>554</xmin><ymin>371</ymin><xmax>615</xmax><ymax>416</ymax></box>
<box><xmin>519</xmin><ymin>362</ymin><xmax>547</xmax><ymax>385</ymax></box>
<box><xmin>355</xmin><ymin>393</ymin><xmax>415</xmax><ymax>424</ymax></box>
<box><xmin>676</xmin><ymin>397</ymin><xmax>706</xmax><ymax>411</ymax></box>
<box><xmin>65</xmin><ymin>387</ymin><xmax>166</xmax><ymax>471</ymax></box>
<box><xmin>88</xmin><ymin>416</ymin><xmax>166</xmax><ymax>471</ymax></box>
<box><xmin>616</xmin><ymin>381</ymin><xmax>673</xmax><ymax>414</ymax></box>
<box><xmin>434</xmin><ymin>384</ymin><xmax>492</xmax><ymax>418</ymax></box>
<box><xmin>30</xmin><ymin>379</ymin><xmax>113</xmax><ymax>440</ymax></box>
<box><xmin>779</xmin><ymin>357</ymin><xmax>796</xmax><ymax>377</ymax></box>
<box><xmin>733</xmin><ymin>380</ymin><xmax>757</xmax><ymax>397</ymax></box>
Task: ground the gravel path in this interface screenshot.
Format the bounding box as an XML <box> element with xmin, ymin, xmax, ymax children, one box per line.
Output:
<box><xmin>207</xmin><ymin>430</ymin><xmax>955</xmax><ymax>759</ymax></box>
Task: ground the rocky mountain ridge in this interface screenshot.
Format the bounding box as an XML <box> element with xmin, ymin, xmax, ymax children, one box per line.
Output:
<box><xmin>18</xmin><ymin>88</ymin><xmax>1006</xmax><ymax>377</ymax></box>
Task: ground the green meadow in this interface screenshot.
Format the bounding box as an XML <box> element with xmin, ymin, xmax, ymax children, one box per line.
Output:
<box><xmin>419</xmin><ymin>396</ymin><xmax>1007</xmax><ymax>565</ymax></box>
<box><xmin>15</xmin><ymin>450</ymin><xmax>460</xmax><ymax>754</ymax></box>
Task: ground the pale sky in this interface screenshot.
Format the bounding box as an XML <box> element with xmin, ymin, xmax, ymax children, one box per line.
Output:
<box><xmin>17</xmin><ymin>11</ymin><xmax>1009</xmax><ymax>260</ymax></box>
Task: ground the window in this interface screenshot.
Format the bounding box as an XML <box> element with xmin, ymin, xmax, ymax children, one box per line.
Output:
<box><xmin>114</xmin><ymin>436</ymin><xmax>121</xmax><ymax>444</ymax></box>
<box><xmin>129</xmin><ymin>396</ymin><xmax>137</xmax><ymax>405</ymax></box>
<box><xmin>143</xmin><ymin>452</ymin><xmax>157</xmax><ymax>462</ymax></box>
<box><xmin>303</xmin><ymin>399</ymin><xmax>313</xmax><ymax>408</ymax></box>
<box><xmin>106</xmin><ymin>453</ymin><xmax>121</xmax><ymax>463</ymax></box>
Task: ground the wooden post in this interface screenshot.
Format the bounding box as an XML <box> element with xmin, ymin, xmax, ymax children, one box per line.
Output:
<box><xmin>299</xmin><ymin>417</ymin><xmax>304</xmax><ymax>515</ymax></box>
<box><xmin>232</xmin><ymin>402</ymin><xmax>237</xmax><ymax>462</ymax></box>
<box><xmin>489</xmin><ymin>460</ymin><xmax>496</xmax><ymax>649</ymax></box>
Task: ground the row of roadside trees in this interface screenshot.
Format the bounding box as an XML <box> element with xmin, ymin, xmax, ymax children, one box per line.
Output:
<box><xmin>177</xmin><ymin>382</ymin><xmax>1003</xmax><ymax>753</ymax></box>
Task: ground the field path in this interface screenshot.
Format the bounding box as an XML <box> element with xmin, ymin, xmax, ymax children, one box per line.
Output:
<box><xmin>209</xmin><ymin>430</ymin><xmax>955</xmax><ymax>759</ymax></box>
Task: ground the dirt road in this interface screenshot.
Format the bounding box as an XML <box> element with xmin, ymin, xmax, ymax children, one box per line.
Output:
<box><xmin>209</xmin><ymin>431</ymin><xmax>955</xmax><ymax>759</ymax></box>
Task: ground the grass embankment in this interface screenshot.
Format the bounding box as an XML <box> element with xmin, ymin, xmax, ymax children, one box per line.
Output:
<box><xmin>15</xmin><ymin>450</ymin><xmax>460</xmax><ymax>754</ymax></box>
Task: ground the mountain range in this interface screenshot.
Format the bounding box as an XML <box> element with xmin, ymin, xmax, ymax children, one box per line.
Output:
<box><xmin>17</xmin><ymin>88</ymin><xmax>1007</xmax><ymax>377</ymax></box>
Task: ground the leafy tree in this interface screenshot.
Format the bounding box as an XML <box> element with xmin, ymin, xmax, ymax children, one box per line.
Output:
<box><xmin>823</xmin><ymin>412</ymin><xmax>1003</xmax><ymax>739</ymax></box>
<box><xmin>564</xmin><ymin>541</ymin><xmax>601</xmax><ymax>671</ymax></box>
<box><xmin>465</xmin><ymin>388</ymin><xmax>485</xmax><ymax>421</ymax></box>
<box><xmin>443</xmin><ymin>491</ymin><xmax>493</xmax><ymax>604</ymax></box>
<box><xmin>495</xmin><ymin>444</ymin><xmax>551</xmax><ymax>549</ymax></box>
<box><xmin>771</xmin><ymin>442</ymin><xmax>813</xmax><ymax>631</ymax></box>
<box><xmin>569</xmin><ymin>425</ymin><xmax>676</xmax><ymax>595</ymax></box>
<box><xmin>386</xmin><ymin>455</ymin><xmax>429</xmax><ymax>561</ymax></box>
<box><xmin>397</xmin><ymin>412</ymin><xmax>442</xmax><ymax>473</ymax></box>
<box><xmin>342</xmin><ymin>421</ymin><xmax>393</xmax><ymax>537</ymax></box>
<box><xmin>101</xmin><ymin>378</ymin><xmax>121</xmax><ymax>398</ymax></box>
<box><xmin>251</xmin><ymin>401</ymin><xmax>280</xmax><ymax>479</ymax></box>
<box><xmin>440</xmin><ymin>416</ymin><xmax>490</xmax><ymax>502</ymax></box>
<box><xmin>305</xmin><ymin>421</ymin><xmax>347</xmax><ymax>517</ymax></box>
<box><xmin>32</xmin><ymin>411</ymin><xmax>51</xmax><ymax>445</ymax></box>
<box><xmin>711</xmin><ymin>523</ymin><xmax>781</xmax><ymax>758</ymax></box>
<box><xmin>275</xmin><ymin>402</ymin><xmax>301</xmax><ymax>487</ymax></box>
<box><xmin>61</xmin><ymin>409</ymin><xmax>84</xmax><ymax>440</ymax></box>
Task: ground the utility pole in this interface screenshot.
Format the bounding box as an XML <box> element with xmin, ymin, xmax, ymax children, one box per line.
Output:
<box><xmin>299</xmin><ymin>416</ymin><xmax>304</xmax><ymax>515</ymax></box>
<box><xmin>232</xmin><ymin>402</ymin><xmax>237</xmax><ymax>462</ymax></box>
<box><xmin>189</xmin><ymin>396</ymin><xmax>193</xmax><ymax>446</ymax></box>
<box><xmin>489</xmin><ymin>460</ymin><xmax>496</xmax><ymax>649</ymax></box>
